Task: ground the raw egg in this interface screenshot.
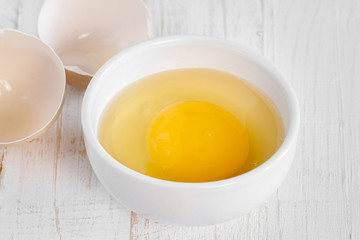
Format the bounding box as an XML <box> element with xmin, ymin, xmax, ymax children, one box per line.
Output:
<box><xmin>147</xmin><ymin>100</ymin><xmax>249</xmax><ymax>182</ymax></box>
<box><xmin>0</xmin><ymin>30</ymin><xmax>65</xmax><ymax>146</ymax></box>
<box><xmin>98</xmin><ymin>68</ymin><xmax>285</xmax><ymax>182</ymax></box>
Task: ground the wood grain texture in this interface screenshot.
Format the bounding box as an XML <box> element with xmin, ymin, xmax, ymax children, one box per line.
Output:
<box><xmin>1</xmin><ymin>0</ymin><xmax>360</xmax><ymax>239</ymax></box>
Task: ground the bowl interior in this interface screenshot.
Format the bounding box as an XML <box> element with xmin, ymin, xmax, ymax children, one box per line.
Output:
<box><xmin>85</xmin><ymin>37</ymin><xmax>293</xmax><ymax>140</ymax></box>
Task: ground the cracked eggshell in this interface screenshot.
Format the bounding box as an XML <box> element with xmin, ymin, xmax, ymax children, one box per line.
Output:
<box><xmin>0</xmin><ymin>29</ymin><xmax>66</xmax><ymax>146</ymax></box>
<box><xmin>38</xmin><ymin>0</ymin><xmax>152</xmax><ymax>89</ymax></box>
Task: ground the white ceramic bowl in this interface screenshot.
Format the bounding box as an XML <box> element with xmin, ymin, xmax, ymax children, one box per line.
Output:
<box><xmin>81</xmin><ymin>36</ymin><xmax>300</xmax><ymax>226</ymax></box>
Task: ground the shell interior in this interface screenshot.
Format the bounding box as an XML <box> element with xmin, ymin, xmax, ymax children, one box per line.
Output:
<box><xmin>0</xmin><ymin>30</ymin><xmax>65</xmax><ymax>145</ymax></box>
<box><xmin>38</xmin><ymin>0</ymin><xmax>152</xmax><ymax>83</ymax></box>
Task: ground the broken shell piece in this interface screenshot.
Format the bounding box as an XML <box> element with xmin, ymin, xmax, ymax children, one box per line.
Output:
<box><xmin>0</xmin><ymin>29</ymin><xmax>66</xmax><ymax>146</ymax></box>
<box><xmin>38</xmin><ymin>0</ymin><xmax>152</xmax><ymax>89</ymax></box>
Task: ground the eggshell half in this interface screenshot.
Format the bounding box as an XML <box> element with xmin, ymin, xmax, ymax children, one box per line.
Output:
<box><xmin>0</xmin><ymin>29</ymin><xmax>66</xmax><ymax>146</ymax></box>
<box><xmin>38</xmin><ymin>0</ymin><xmax>152</xmax><ymax>88</ymax></box>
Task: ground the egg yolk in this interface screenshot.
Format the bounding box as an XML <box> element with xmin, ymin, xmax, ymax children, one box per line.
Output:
<box><xmin>146</xmin><ymin>101</ymin><xmax>249</xmax><ymax>182</ymax></box>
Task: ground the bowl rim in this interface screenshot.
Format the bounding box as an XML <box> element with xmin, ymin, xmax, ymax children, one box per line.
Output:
<box><xmin>81</xmin><ymin>35</ymin><xmax>300</xmax><ymax>189</ymax></box>
<box><xmin>0</xmin><ymin>29</ymin><xmax>66</xmax><ymax>146</ymax></box>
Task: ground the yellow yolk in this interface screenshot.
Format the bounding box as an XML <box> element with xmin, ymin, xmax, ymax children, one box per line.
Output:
<box><xmin>146</xmin><ymin>101</ymin><xmax>249</xmax><ymax>182</ymax></box>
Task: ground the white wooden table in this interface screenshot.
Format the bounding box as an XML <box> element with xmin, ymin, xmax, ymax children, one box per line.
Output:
<box><xmin>1</xmin><ymin>0</ymin><xmax>359</xmax><ymax>239</ymax></box>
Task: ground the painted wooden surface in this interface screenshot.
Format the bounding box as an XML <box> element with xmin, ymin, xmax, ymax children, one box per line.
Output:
<box><xmin>1</xmin><ymin>0</ymin><xmax>359</xmax><ymax>239</ymax></box>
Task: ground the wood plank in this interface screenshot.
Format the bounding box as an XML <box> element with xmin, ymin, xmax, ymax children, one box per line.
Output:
<box><xmin>0</xmin><ymin>0</ymin><xmax>131</xmax><ymax>237</ymax></box>
<box><xmin>261</xmin><ymin>0</ymin><xmax>360</xmax><ymax>239</ymax></box>
<box><xmin>0</xmin><ymin>0</ymin><xmax>359</xmax><ymax>239</ymax></box>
